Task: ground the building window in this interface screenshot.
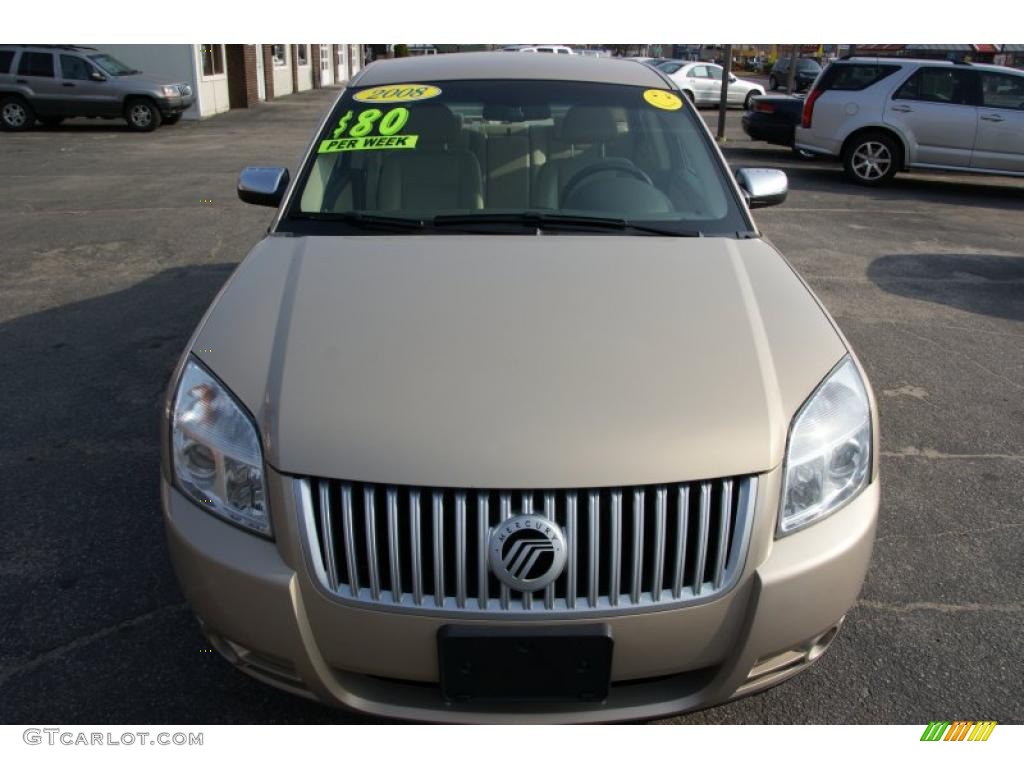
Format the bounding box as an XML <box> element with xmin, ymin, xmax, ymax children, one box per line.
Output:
<box><xmin>272</xmin><ymin>45</ymin><xmax>288</xmax><ymax>68</ymax></box>
<box><xmin>296</xmin><ymin>45</ymin><xmax>308</xmax><ymax>66</ymax></box>
<box><xmin>200</xmin><ymin>45</ymin><xmax>225</xmax><ymax>78</ymax></box>
<box><xmin>320</xmin><ymin>45</ymin><xmax>330</xmax><ymax>71</ymax></box>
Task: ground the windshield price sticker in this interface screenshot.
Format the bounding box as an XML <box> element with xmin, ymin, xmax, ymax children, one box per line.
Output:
<box><xmin>318</xmin><ymin>107</ymin><xmax>418</xmax><ymax>153</ymax></box>
<box><xmin>352</xmin><ymin>84</ymin><xmax>442</xmax><ymax>103</ymax></box>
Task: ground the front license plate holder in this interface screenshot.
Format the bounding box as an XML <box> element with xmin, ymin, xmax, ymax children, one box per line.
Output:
<box><xmin>438</xmin><ymin>624</ymin><xmax>613</xmax><ymax>703</ymax></box>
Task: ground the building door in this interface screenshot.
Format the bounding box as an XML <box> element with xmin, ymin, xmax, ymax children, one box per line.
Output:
<box><xmin>320</xmin><ymin>45</ymin><xmax>333</xmax><ymax>86</ymax></box>
<box><xmin>256</xmin><ymin>44</ymin><xmax>266</xmax><ymax>100</ymax></box>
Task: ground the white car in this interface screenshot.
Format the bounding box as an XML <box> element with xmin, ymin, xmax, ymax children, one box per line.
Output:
<box><xmin>657</xmin><ymin>60</ymin><xmax>765</xmax><ymax>108</ymax></box>
<box><xmin>502</xmin><ymin>44</ymin><xmax>574</xmax><ymax>55</ymax></box>
<box><xmin>795</xmin><ymin>57</ymin><xmax>1024</xmax><ymax>185</ymax></box>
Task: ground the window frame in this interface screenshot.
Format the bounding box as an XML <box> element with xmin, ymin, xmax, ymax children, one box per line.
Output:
<box><xmin>891</xmin><ymin>66</ymin><xmax>977</xmax><ymax>106</ymax></box>
<box><xmin>296</xmin><ymin>44</ymin><xmax>309</xmax><ymax>67</ymax></box>
<box><xmin>59</xmin><ymin>54</ymin><xmax>95</xmax><ymax>81</ymax></box>
<box><xmin>17</xmin><ymin>50</ymin><xmax>56</xmax><ymax>78</ymax></box>
<box><xmin>272</xmin><ymin>44</ymin><xmax>288</xmax><ymax>69</ymax></box>
<box><xmin>199</xmin><ymin>44</ymin><xmax>226</xmax><ymax>80</ymax></box>
<box><xmin>0</xmin><ymin>49</ymin><xmax>14</xmax><ymax>74</ymax></box>
<box><xmin>979</xmin><ymin>71</ymin><xmax>1024</xmax><ymax>111</ymax></box>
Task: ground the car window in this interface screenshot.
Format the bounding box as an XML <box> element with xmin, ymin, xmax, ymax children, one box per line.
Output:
<box><xmin>893</xmin><ymin>67</ymin><xmax>973</xmax><ymax>105</ymax></box>
<box><xmin>0</xmin><ymin>49</ymin><xmax>14</xmax><ymax>74</ymax></box>
<box><xmin>658</xmin><ymin>62</ymin><xmax>682</xmax><ymax>74</ymax></box>
<box><xmin>285</xmin><ymin>79</ymin><xmax>748</xmax><ymax>237</ymax></box>
<box><xmin>820</xmin><ymin>63</ymin><xmax>900</xmax><ymax>91</ymax></box>
<box><xmin>60</xmin><ymin>55</ymin><xmax>94</xmax><ymax>81</ymax></box>
<box><xmin>688</xmin><ymin>65</ymin><xmax>708</xmax><ymax>78</ymax></box>
<box><xmin>88</xmin><ymin>53</ymin><xmax>137</xmax><ymax>76</ymax></box>
<box><xmin>707</xmin><ymin>65</ymin><xmax>724</xmax><ymax>79</ymax></box>
<box><xmin>980</xmin><ymin>72</ymin><xmax>1024</xmax><ymax>110</ymax></box>
<box><xmin>797</xmin><ymin>60</ymin><xmax>821</xmax><ymax>72</ymax></box>
<box><xmin>537</xmin><ymin>48</ymin><xmax>553</xmax><ymax>53</ymax></box>
<box><xmin>775</xmin><ymin>58</ymin><xmax>789</xmax><ymax>71</ymax></box>
<box><xmin>17</xmin><ymin>51</ymin><xmax>55</xmax><ymax>78</ymax></box>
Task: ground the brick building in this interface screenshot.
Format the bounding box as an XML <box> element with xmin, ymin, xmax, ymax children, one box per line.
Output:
<box><xmin>96</xmin><ymin>44</ymin><xmax>364</xmax><ymax>120</ymax></box>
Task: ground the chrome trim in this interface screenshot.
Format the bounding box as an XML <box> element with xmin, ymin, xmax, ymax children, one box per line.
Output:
<box><xmin>340</xmin><ymin>484</ymin><xmax>359</xmax><ymax>597</ymax></box>
<box><xmin>317</xmin><ymin>480</ymin><xmax>338</xmax><ymax>591</ymax></box>
<box><xmin>364</xmin><ymin>486</ymin><xmax>380</xmax><ymax>600</ymax></box>
<box><xmin>476</xmin><ymin>492</ymin><xmax>489</xmax><ymax>609</ymax></box>
<box><xmin>566</xmin><ymin>491</ymin><xmax>578</xmax><ymax>609</ymax></box>
<box><xmin>608</xmin><ymin>490</ymin><xmax>622</xmax><ymax>606</ymax></box>
<box><xmin>713</xmin><ymin>479</ymin><xmax>733</xmax><ymax>589</ymax></box>
<box><xmin>630</xmin><ymin>489</ymin><xmax>644</xmax><ymax>604</ymax></box>
<box><xmin>455</xmin><ymin>492</ymin><xmax>467</xmax><ymax>608</ymax></box>
<box><xmin>386</xmin><ymin>488</ymin><xmax>401</xmax><ymax>603</ymax></box>
<box><xmin>295</xmin><ymin>476</ymin><xmax>758</xmax><ymax>619</ymax></box>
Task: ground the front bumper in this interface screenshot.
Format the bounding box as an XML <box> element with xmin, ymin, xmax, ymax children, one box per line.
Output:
<box><xmin>163</xmin><ymin>464</ymin><xmax>878</xmax><ymax>722</ymax></box>
<box><xmin>156</xmin><ymin>94</ymin><xmax>195</xmax><ymax>117</ymax></box>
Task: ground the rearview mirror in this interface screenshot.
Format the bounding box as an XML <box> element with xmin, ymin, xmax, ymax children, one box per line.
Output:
<box><xmin>237</xmin><ymin>166</ymin><xmax>290</xmax><ymax>208</ymax></box>
<box><xmin>735</xmin><ymin>168</ymin><xmax>788</xmax><ymax>209</ymax></box>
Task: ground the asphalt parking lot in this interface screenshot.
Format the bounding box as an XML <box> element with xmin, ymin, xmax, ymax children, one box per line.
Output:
<box><xmin>1</xmin><ymin>87</ymin><xmax>1021</xmax><ymax>724</ymax></box>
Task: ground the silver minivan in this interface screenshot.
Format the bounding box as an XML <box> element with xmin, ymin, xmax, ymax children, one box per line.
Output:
<box><xmin>795</xmin><ymin>57</ymin><xmax>1024</xmax><ymax>184</ymax></box>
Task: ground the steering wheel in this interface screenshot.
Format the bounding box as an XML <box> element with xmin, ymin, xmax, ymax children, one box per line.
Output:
<box><xmin>561</xmin><ymin>159</ymin><xmax>655</xmax><ymax>207</ymax></box>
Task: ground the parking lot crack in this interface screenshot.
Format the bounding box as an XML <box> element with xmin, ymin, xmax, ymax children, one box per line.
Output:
<box><xmin>882</xmin><ymin>447</ymin><xmax>1024</xmax><ymax>462</ymax></box>
<box><xmin>0</xmin><ymin>602</ymin><xmax>187</xmax><ymax>690</ymax></box>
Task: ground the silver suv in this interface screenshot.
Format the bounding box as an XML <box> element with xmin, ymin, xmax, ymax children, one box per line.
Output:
<box><xmin>0</xmin><ymin>45</ymin><xmax>194</xmax><ymax>132</ymax></box>
<box><xmin>795</xmin><ymin>57</ymin><xmax>1024</xmax><ymax>185</ymax></box>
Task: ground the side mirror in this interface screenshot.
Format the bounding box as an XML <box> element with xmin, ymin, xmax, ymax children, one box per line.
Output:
<box><xmin>736</xmin><ymin>168</ymin><xmax>788</xmax><ymax>209</ymax></box>
<box><xmin>237</xmin><ymin>166</ymin><xmax>290</xmax><ymax>208</ymax></box>
<box><xmin>729</xmin><ymin>74</ymin><xmax>737</xmax><ymax>83</ymax></box>
<box><xmin>90</xmin><ymin>70</ymin><xmax>107</xmax><ymax>82</ymax></box>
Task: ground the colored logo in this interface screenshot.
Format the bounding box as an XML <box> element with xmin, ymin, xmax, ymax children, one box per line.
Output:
<box><xmin>643</xmin><ymin>89</ymin><xmax>683</xmax><ymax>111</ymax></box>
<box><xmin>489</xmin><ymin>514</ymin><xmax>567</xmax><ymax>592</ymax></box>
<box><xmin>920</xmin><ymin>721</ymin><xmax>997</xmax><ymax>742</ymax></box>
<box><xmin>352</xmin><ymin>84</ymin><xmax>442</xmax><ymax>103</ymax></box>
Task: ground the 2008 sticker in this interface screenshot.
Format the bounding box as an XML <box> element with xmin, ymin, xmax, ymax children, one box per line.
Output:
<box><xmin>352</xmin><ymin>84</ymin><xmax>442</xmax><ymax>103</ymax></box>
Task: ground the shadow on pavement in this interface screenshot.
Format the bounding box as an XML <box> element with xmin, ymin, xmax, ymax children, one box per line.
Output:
<box><xmin>867</xmin><ymin>253</ymin><xmax>1024</xmax><ymax>321</ymax></box>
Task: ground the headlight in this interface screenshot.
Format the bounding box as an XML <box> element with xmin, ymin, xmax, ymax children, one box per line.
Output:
<box><xmin>779</xmin><ymin>356</ymin><xmax>871</xmax><ymax>535</ymax></box>
<box><xmin>161</xmin><ymin>85</ymin><xmax>179</xmax><ymax>97</ymax></box>
<box><xmin>171</xmin><ymin>358</ymin><xmax>270</xmax><ymax>537</ymax></box>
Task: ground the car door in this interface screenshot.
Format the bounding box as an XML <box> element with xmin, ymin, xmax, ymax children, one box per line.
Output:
<box><xmin>684</xmin><ymin>65</ymin><xmax>710</xmax><ymax>102</ymax></box>
<box><xmin>58</xmin><ymin>54</ymin><xmax>118</xmax><ymax>117</ymax></box>
<box><xmin>705</xmin><ymin>64</ymin><xmax>731</xmax><ymax>104</ymax></box>
<box><xmin>972</xmin><ymin>71</ymin><xmax>1024</xmax><ymax>173</ymax></box>
<box><xmin>15</xmin><ymin>50</ymin><xmax>62</xmax><ymax>115</ymax></box>
<box><xmin>885</xmin><ymin>66</ymin><xmax>978</xmax><ymax>167</ymax></box>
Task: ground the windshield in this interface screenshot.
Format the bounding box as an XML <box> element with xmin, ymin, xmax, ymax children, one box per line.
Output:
<box><xmin>88</xmin><ymin>53</ymin><xmax>138</xmax><ymax>76</ymax></box>
<box><xmin>283</xmin><ymin>79</ymin><xmax>749</xmax><ymax>236</ymax></box>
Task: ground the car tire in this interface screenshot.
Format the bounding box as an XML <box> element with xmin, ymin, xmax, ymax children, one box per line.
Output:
<box><xmin>743</xmin><ymin>91</ymin><xmax>759</xmax><ymax>110</ymax></box>
<box><xmin>682</xmin><ymin>90</ymin><xmax>695</xmax><ymax>104</ymax></box>
<box><xmin>843</xmin><ymin>131</ymin><xmax>900</xmax><ymax>185</ymax></box>
<box><xmin>39</xmin><ymin>116</ymin><xmax>65</xmax><ymax>128</ymax></box>
<box><xmin>0</xmin><ymin>95</ymin><xmax>35</xmax><ymax>131</ymax></box>
<box><xmin>768</xmin><ymin>75</ymin><xmax>778</xmax><ymax>91</ymax></box>
<box><xmin>124</xmin><ymin>98</ymin><xmax>162</xmax><ymax>132</ymax></box>
<box><xmin>163</xmin><ymin>114</ymin><xmax>182</xmax><ymax>125</ymax></box>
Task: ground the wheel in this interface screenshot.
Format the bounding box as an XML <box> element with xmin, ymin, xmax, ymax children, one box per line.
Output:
<box><xmin>768</xmin><ymin>75</ymin><xmax>778</xmax><ymax>91</ymax></box>
<box><xmin>743</xmin><ymin>90</ymin><xmax>758</xmax><ymax>110</ymax></box>
<box><xmin>843</xmin><ymin>131</ymin><xmax>900</xmax><ymax>185</ymax></box>
<box><xmin>39</xmin><ymin>116</ymin><xmax>65</xmax><ymax>128</ymax></box>
<box><xmin>682</xmin><ymin>90</ymin><xmax>695</xmax><ymax>104</ymax></box>
<box><xmin>163</xmin><ymin>114</ymin><xmax>182</xmax><ymax>125</ymax></box>
<box><xmin>124</xmin><ymin>98</ymin><xmax>162</xmax><ymax>132</ymax></box>
<box><xmin>0</xmin><ymin>95</ymin><xmax>35</xmax><ymax>131</ymax></box>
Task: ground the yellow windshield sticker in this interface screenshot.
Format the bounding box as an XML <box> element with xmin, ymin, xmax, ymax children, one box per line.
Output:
<box><xmin>319</xmin><ymin>107</ymin><xmax>417</xmax><ymax>153</ymax></box>
<box><xmin>643</xmin><ymin>89</ymin><xmax>683</xmax><ymax>111</ymax></box>
<box><xmin>352</xmin><ymin>84</ymin><xmax>442</xmax><ymax>103</ymax></box>
<box><xmin>318</xmin><ymin>135</ymin><xmax>419</xmax><ymax>153</ymax></box>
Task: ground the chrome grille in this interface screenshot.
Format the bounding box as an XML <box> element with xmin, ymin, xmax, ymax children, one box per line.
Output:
<box><xmin>295</xmin><ymin>476</ymin><xmax>756</xmax><ymax>616</ymax></box>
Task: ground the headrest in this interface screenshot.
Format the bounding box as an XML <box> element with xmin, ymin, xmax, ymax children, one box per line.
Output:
<box><xmin>405</xmin><ymin>103</ymin><xmax>460</xmax><ymax>144</ymax></box>
<box><xmin>559</xmin><ymin>105</ymin><xmax>621</xmax><ymax>144</ymax></box>
<box><xmin>482</xmin><ymin>103</ymin><xmax>552</xmax><ymax>122</ymax></box>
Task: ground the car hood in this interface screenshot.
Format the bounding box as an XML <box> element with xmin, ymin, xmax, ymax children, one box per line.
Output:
<box><xmin>192</xmin><ymin>235</ymin><xmax>845</xmax><ymax>487</ymax></box>
<box><xmin>115</xmin><ymin>72</ymin><xmax>180</xmax><ymax>88</ymax></box>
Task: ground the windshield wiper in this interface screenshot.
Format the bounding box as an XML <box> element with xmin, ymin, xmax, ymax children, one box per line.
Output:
<box><xmin>294</xmin><ymin>211</ymin><xmax>426</xmax><ymax>231</ymax></box>
<box><xmin>432</xmin><ymin>212</ymin><xmax>701</xmax><ymax>237</ymax></box>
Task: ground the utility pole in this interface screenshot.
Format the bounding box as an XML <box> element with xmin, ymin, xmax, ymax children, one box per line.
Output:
<box><xmin>786</xmin><ymin>43</ymin><xmax>799</xmax><ymax>93</ymax></box>
<box><xmin>716</xmin><ymin>43</ymin><xmax>733</xmax><ymax>142</ymax></box>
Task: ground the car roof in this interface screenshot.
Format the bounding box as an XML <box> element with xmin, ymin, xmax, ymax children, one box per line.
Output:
<box><xmin>840</xmin><ymin>56</ymin><xmax>1021</xmax><ymax>74</ymax></box>
<box><xmin>352</xmin><ymin>52</ymin><xmax>667</xmax><ymax>87</ymax></box>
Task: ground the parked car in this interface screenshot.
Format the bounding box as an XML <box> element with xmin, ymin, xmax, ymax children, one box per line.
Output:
<box><xmin>768</xmin><ymin>57</ymin><xmax>822</xmax><ymax>92</ymax></box>
<box><xmin>795</xmin><ymin>57</ymin><xmax>1024</xmax><ymax>185</ymax></box>
<box><xmin>501</xmin><ymin>44</ymin><xmax>574</xmax><ymax>55</ymax></box>
<box><xmin>742</xmin><ymin>93</ymin><xmax>814</xmax><ymax>156</ymax></box>
<box><xmin>164</xmin><ymin>51</ymin><xmax>878</xmax><ymax>723</ymax></box>
<box><xmin>0</xmin><ymin>45</ymin><xmax>193</xmax><ymax>132</ymax></box>
<box><xmin>658</xmin><ymin>59</ymin><xmax>765</xmax><ymax>108</ymax></box>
